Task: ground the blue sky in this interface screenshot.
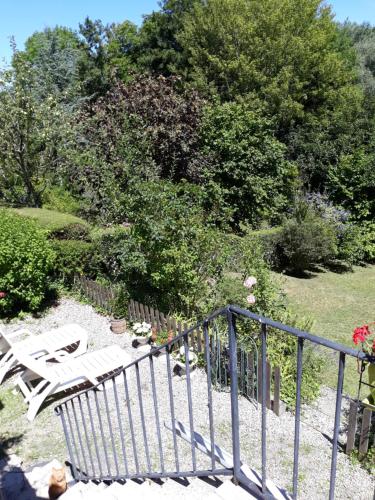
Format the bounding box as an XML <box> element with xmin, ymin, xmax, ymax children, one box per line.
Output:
<box><xmin>1</xmin><ymin>0</ymin><xmax>374</xmax><ymax>64</ymax></box>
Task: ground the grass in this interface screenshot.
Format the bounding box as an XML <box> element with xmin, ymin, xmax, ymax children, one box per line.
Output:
<box><xmin>0</xmin><ymin>386</ymin><xmax>66</xmax><ymax>465</ymax></box>
<box><xmin>12</xmin><ymin>207</ymin><xmax>89</xmax><ymax>232</ymax></box>
<box><xmin>280</xmin><ymin>264</ymin><xmax>375</xmax><ymax>397</ymax></box>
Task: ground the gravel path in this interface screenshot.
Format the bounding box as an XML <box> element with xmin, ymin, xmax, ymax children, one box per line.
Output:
<box><xmin>1</xmin><ymin>298</ymin><xmax>374</xmax><ymax>499</ymax></box>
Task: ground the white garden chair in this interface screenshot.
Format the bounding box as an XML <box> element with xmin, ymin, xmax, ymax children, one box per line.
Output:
<box><xmin>15</xmin><ymin>345</ymin><xmax>131</xmax><ymax>421</ymax></box>
<box><xmin>0</xmin><ymin>324</ymin><xmax>88</xmax><ymax>384</ymax></box>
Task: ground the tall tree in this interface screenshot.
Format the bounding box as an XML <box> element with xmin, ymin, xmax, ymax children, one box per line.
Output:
<box><xmin>21</xmin><ymin>27</ymin><xmax>83</xmax><ymax>105</ymax></box>
<box><xmin>0</xmin><ymin>54</ymin><xmax>68</xmax><ymax>206</ymax></box>
<box><xmin>135</xmin><ymin>0</ymin><xmax>196</xmax><ymax>75</ymax></box>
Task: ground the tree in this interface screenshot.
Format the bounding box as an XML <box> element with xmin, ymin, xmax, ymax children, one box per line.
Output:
<box><xmin>22</xmin><ymin>27</ymin><xmax>83</xmax><ymax>105</ymax></box>
<box><xmin>135</xmin><ymin>0</ymin><xmax>196</xmax><ymax>75</ymax></box>
<box><xmin>200</xmin><ymin>102</ymin><xmax>298</xmax><ymax>227</ymax></box>
<box><xmin>0</xmin><ymin>54</ymin><xmax>67</xmax><ymax>206</ymax></box>
<box><xmin>106</xmin><ymin>21</ymin><xmax>138</xmax><ymax>81</ymax></box>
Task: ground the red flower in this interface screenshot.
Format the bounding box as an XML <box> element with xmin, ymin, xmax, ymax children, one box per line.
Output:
<box><xmin>352</xmin><ymin>327</ymin><xmax>367</xmax><ymax>345</ymax></box>
<box><xmin>0</xmin><ymin>292</ymin><xmax>6</xmax><ymax>299</ymax></box>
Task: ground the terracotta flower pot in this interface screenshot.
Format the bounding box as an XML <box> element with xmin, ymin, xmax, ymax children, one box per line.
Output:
<box><xmin>110</xmin><ymin>319</ymin><xmax>127</xmax><ymax>334</ymax></box>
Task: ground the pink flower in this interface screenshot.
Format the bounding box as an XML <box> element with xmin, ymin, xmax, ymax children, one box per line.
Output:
<box><xmin>246</xmin><ymin>294</ymin><xmax>256</xmax><ymax>305</ymax></box>
<box><xmin>244</xmin><ymin>276</ymin><xmax>257</xmax><ymax>289</ymax></box>
<box><xmin>0</xmin><ymin>292</ymin><xmax>6</xmax><ymax>299</ymax></box>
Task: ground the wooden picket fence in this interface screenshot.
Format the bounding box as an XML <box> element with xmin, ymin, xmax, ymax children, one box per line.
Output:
<box><xmin>346</xmin><ymin>401</ymin><xmax>374</xmax><ymax>457</ymax></box>
<box><xmin>74</xmin><ymin>275</ymin><xmax>118</xmax><ymax>313</ymax></box>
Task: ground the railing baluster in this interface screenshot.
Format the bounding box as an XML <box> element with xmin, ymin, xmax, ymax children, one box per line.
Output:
<box><xmin>329</xmin><ymin>352</ymin><xmax>345</xmax><ymax>500</ymax></box>
<box><xmin>292</xmin><ymin>337</ymin><xmax>304</xmax><ymax>499</ymax></box>
<box><xmin>77</xmin><ymin>395</ymin><xmax>95</xmax><ymax>476</ymax></box>
<box><xmin>71</xmin><ymin>399</ymin><xmax>89</xmax><ymax>478</ymax></box>
<box><xmin>102</xmin><ymin>379</ymin><xmax>120</xmax><ymax>478</ymax></box>
<box><xmin>204</xmin><ymin>321</ymin><xmax>216</xmax><ymax>470</ymax></box>
<box><xmin>65</xmin><ymin>402</ymin><xmax>83</xmax><ymax>481</ymax></box>
<box><xmin>149</xmin><ymin>355</ymin><xmax>165</xmax><ymax>473</ymax></box>
<box><xmin>59</xmin><ymin>406</ymin><xmax>79</xmax><ymax>480</ymax></box>
<box><xmin>166</xmin><ymin>347</ymin><xmax>180</xmax><ymax>472</ymax></box>
<box><xmin>184</xmin><ymin>332</ymin><xmax>197</xmax><ymax>471</ymax></box>
<box><xmin>135</xmin><ymin>362</ymin><xmax>152</xmax><ymax>473</ymax></box>
<box><xmin>123</xmin><ymin>370</ymin><xmax>139</xmax><ymax>474</ymax></box>
<box><xmin>261</xmin><ymin>322</ymin><xmax>267</xmax><ymax>494</ymax></box>
<box><xmin>85</xmin><ymin>392</ymin><xmax>103</xmax><ymax>477</ymax></box>
<box><xmin>93</xmin><ymin>387</ymin><xmax>112</xmax><ymax>479</ymax></box>
<box><xmin>228</xmin><ymin>310</ymin><xmax>241</xmax><ymax>483</ymax></box>
<box><xmin>112</xmin><ymin>378</ymin><xmax>129</xmax><ymax>476</ymax></box>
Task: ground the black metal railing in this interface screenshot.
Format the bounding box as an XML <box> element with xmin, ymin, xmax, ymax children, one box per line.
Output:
<box><xmin>55</xmin><ymin>305</ymin><xmax>373</xmax><ymax>500</ymax></box>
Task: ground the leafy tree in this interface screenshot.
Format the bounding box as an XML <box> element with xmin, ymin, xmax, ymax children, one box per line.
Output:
<box><xmin>0</xmin><ymin>55</ymin><xmax>68</xmax><ymax>206</ymax></box>
<box><xmin>200</xmin><ymin>102</ymin><xmax>298</xmax><ymax>227</ymax></box>
<box><xmin>106</xmin><ymin>21</ymin><xmax>139</xmax><ymax>81</ymax></box>
<box><xmin>328</xmin><ymin>148</ymin><xmax>375</xmax><ymax>220</ymax></box>
<box><xmin>21</xmin><ymin>27</ymin><xmax>83</xmax><ymax>105</ymax></box>
<box><xmin>135</xmin><ymin>0</ymin><xmax>196</xmax><ymax>75</ymax></box>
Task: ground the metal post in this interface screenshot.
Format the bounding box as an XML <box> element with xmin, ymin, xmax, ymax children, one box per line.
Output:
<box><xmin>227</xmin><ymin>309</ymin><xmax>241</xmax><ymax>483</ymax></box>
<box><xmin>261</xmin><ymin>323</ymin><xmax>267</xmax><ymax>494</ymax></box>
<box><xmin>329</xmin><ymin>352</ymin><xmax>345</xmax><ymax>500</ymax></box>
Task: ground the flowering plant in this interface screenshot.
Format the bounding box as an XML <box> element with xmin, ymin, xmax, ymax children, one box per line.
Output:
<box><xmin>132</xmin><ymin>321</ymin><xmax>152</xmax><ymax>335</ymax></box>
<box><xmin>243</xmin><ymin>276</ymin><xmax>257</xmax><ymax>305</ymax></box>
<box><xmin>0</xmin><ymin>292</ymin><xmax>6</xmax><ymax>299</ymax></box>
<box><xmin>352</xmin><ymin>323</ymin><xmax>375</xmax><ymax>355</ymax></box>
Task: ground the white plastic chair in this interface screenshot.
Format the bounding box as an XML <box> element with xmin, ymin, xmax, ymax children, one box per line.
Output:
<box><xmin>15</xmin><ymin>345</ymin><xmax>131</xmax><ymax>421</ymax></box>
<box><xmin>0</xmin><ymin>324</ymin><xmax>88</xmax><ymax>384</ymax></box>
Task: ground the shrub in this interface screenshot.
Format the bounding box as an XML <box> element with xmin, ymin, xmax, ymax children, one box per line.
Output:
<box><xmin>42</xmin><ymin>186</ymin><xmax>81</xmax><ymax>215</ymax></box>
<box><xmin>51</xmin><ymin>240</ymin><xmax>96</xmax><ymax>282</ymax></box>
<box><xmin>278</xmin><ymin>202</ymin><xmax>338</xmax><ymax>273</ymax></box>
<box><xmin>0</xmin><ymin>210</ymin><xmax>55</xmax><ymax>314</ymax></box>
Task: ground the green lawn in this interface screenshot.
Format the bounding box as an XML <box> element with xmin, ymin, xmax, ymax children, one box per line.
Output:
<box><xmin>280</xmin><ymin>265</ymin><xmax>375</xmax><ymax>397</ymax></box>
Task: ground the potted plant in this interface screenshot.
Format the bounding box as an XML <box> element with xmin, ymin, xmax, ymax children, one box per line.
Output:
<box><xmin>173</xmin><ymin>345</ymin><xmax>198</xmax><ymax>376</ymax></box>
<box><xmin>131</xmin><ymin>321</ymin><xmax>152</xmax><ymax>348</ymax></box>
<box><xmin>352</xmin><ymin>323</ymin><xmax>375</xmax><ymax>410</ymax></box>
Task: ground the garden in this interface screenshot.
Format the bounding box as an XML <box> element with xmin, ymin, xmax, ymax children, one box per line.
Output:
<box><xmin>0</xmin><ymin>0</ymin><xmax>375</xmax><ymax>495</ymax></box>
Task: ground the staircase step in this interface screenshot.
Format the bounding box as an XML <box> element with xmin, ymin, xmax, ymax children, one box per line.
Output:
<box><xmin>215</xmin><ymin>481</ymin><xmax>257</xmax><ymax>500</ymax></box>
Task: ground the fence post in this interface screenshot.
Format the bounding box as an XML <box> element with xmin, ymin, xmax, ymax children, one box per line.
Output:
<box><xmin>346</xmin><ymin>401</ymin><xmax>358</xmax><ymax>454</ymax></box>
<box><xmin>359</xmin><ymin>408</ymin><xmax>372</xmax><ymax>456</ymax></box>
<box><xmin>273</xmin><ymin>366</ymin><xmax>281</xmax><ymax>416</ymax></box>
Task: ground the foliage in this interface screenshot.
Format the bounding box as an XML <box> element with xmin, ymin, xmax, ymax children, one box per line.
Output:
<box><xmin>328</xmin><ymin>148</ymin><xmax>375</xmax><ymax>220</ymax></box>
<box><xmin>41</xmin><ymin>186</ymin><xmax>81</xmax><ymax>215</ymax></box>
<box><xmin>0</xmin><ymin>210</ymin><xmax>55</xmax><ymax>314</ymax></box>
<box><xmin>12</xmin><ymin>208</ymin><xmax>90</xmax><ymax>240</ymax></box>
<box><xmin>0</xmin><ymin>54</ymin><xmax>69</xmax><ymax>207</ymax></box>
<box><xmin>51</xmin><ymin>240</ymin><xmax>95</xmax><ymax>282</ymax></box>
<box><xmin>200</xmin><ymin>102</ymin><xmax>298</xmax><ymax>227</ymax></box>
<box><xmin>135</xmin><ymin>0</ymin><xmax>196</xmax><ymax>75</ymax></box>
<box><xmin>94</xmin><ymin>181</ymin><xmax>229</xmax><ymax>315</ymax></box>
<box><xmin>278</xmin><ymin>201</ymin><xmax>338</xmax><ymax>273</ymax></box>
<box><xmin>21</xmin><ymin>26</ymin><xmax>83</xmax><ymax>105</ymax></box>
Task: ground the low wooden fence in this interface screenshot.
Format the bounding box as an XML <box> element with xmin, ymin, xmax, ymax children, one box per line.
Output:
<box><xmin>74</xmin><ymin>275</ymin><xmax>117</xmax><ymax>313</ymax></box>
<box><xmin>346</xmin><ymin>401</ymin><xmax>374</xmax><ymax>457</ymax></box>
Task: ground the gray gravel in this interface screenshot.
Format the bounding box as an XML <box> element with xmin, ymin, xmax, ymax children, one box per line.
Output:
<box><xmin>1</xmin><ymin>298</ymin><xmax>374</xmax><ymax>500</ymax></box>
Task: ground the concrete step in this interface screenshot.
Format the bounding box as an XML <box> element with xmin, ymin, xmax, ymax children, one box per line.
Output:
<box><xmin>60</xmin><ymin>476</ymin><xmax>259</xmax><ymax>500</ymax></box>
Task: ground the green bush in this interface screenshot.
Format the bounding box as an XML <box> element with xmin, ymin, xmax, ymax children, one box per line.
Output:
<box><xmin>42</xmin><ymin>186</ymin><xmax>81</xmax><ymax>215</ymax></box>
<box><xmin>12</xmin><ymin>208</ymin><xmax>90</xmax><ymax>240</ymax></box>
<box><xmin>278</xmin><ymin>203</ymin><xmax>338</xmax><ymax>273</ymax></box>
<box><xmin>51</xmin><ymin>240</ymin><xmax>96</xmax><ymax>282</ymax></box>
<box><xmin>0</xmin><ymin>210</ymin><xmax>55</xmax><ymax>314</ymax></box>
